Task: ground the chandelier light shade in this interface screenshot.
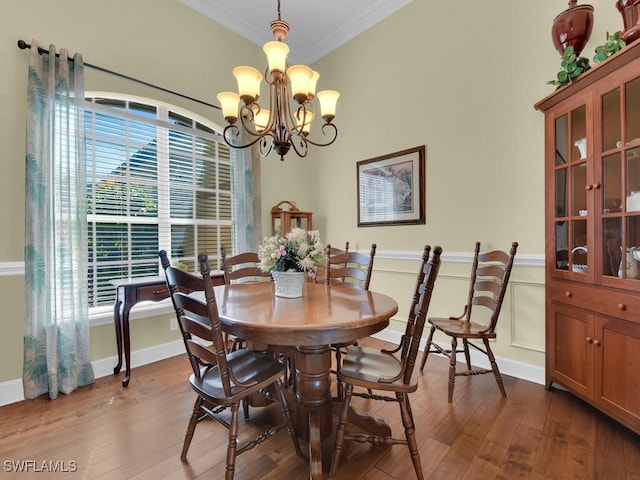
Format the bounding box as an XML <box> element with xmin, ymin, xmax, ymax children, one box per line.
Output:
<box><xmin>233</xmin><ymin>66</ymin><xmax>262</xmax><ymax>102</ymax></box>
<box><xmin>216</xmin><ymin>0</ymin><xmax>339</xmax><ymax>160</ymax></box>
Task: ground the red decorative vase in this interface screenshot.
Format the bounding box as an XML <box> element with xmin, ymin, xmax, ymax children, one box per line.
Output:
<box><xmin>617</xmin><ymin>0</ymin><xmax>638</xmax><ymax>30</ymax></box>
<box><xmin>618</xmin><ymin>0</ymin><xmax>640</xmax><ymax>44</ymax></box>
<box><xmin>551</xmin><ymin>0</ymin><xmax>595</xmax><ymax>56</ymax></box>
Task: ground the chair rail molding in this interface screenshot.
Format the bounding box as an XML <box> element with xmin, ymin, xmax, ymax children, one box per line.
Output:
<box><xmin>0</xmin><ymin>262</ymin><xmax>25</xmax><ymax>276</ymax></box>
<box><xmin>369</xmin><ymin>249</ymin><xmax>543</xmax><ymax>268</ymax></box>
<box><xmin>0</xmin><ymin>252</ymin><xmax>544</xmax><ymax>277</ymax></box>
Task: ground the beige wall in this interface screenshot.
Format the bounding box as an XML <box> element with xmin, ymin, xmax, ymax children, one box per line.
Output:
<box><xmin>263</xmin><ymin>0</ymin><xmax>619</xmax><ymax>374</ymax></box>
<box><xmin>0</xmin><ymin>0</ymin><xmax>623</xmax><ymax>394</ymax></box>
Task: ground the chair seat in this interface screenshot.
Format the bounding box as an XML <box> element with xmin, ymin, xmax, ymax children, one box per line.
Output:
<box><xmin>429</xmin><ymin>317</ymin><xmax>497</xmax><ymax>339</ymax></box>
<box><xmin>190</xmin><ymin>349</ymin><xmax>285</xmax><ymax>403</ymax></box>
<box><xmin>338</xmin><ymin>345</ymin><xmax>417</xmax><ymax>393</ymax></box>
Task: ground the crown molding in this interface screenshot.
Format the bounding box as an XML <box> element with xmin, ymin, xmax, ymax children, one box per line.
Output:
<box><xmin>178</xmin><ymin>0</ymin><xmax>413</xmax><ymax>64</ymax></box>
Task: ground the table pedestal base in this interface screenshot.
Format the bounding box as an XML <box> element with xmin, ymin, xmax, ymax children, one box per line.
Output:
<box><xmin>294</xmin><ymin>346</ymin><xmax>332</xmax><ymax>479</ymax></box>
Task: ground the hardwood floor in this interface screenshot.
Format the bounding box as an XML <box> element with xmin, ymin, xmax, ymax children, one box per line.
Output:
<box><xmin>1</xmin><ymin>337</ymin><xmax>638</xmax><ymax>479</ymax></box>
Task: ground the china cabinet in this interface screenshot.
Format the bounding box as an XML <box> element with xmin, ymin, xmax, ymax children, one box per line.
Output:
<box><xmin>535</xmin><ymin>41</ymin><xmax>640</xmax><ymax>435</ymax></box>
<box><xmin>271</xmin><ymin>200</ymin><xmax>313</xmax><ymax>235</ymax></box>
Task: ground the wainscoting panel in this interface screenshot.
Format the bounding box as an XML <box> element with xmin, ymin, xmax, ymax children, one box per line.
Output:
<box><xmin>510</xmin><ymin>281</ymin><xmax>546</xmax><ymax>352</ymax></box>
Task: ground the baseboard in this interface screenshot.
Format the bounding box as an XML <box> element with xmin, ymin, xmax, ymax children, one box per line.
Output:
<box><xmin>90</xmin><ymin>339</ymin><xmax>186</xmax><ymax>380</ymax></box>
<box><xmin>371</xmin><ymin>330</ymin><xmax>545</xmax><ymax>386</ymax></box>
<box><xmin>0</xmin><ymin>339</ymin><xmax>185</xmax><ymax>408</ymax></box>
<box><xmin>0</xmin><ymin>379</ymin><xmax>24</xmax><ymax>408</ymax></box>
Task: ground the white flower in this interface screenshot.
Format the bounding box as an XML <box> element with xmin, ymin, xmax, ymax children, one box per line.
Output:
<box><xmin>257</xmin><ymin>229</ymin><xmax>325</xmax><ymax>273</ymax></box>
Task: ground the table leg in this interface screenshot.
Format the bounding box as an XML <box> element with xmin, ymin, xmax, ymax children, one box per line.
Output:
<box><xmin>308</xmin><ymin>409</ymin><xmax>322</xmax><ymax>480</ymax></box>
<box><xmin>112</xmin><ymin>295</ymin><xmax>123</xmax><ymax>375</ymax></box>
<box><xmin>121</xmin><ymin>305</ymin><xmax>132</xmax><ymax>387</ymax></box>
<box><xmin>294</xmin><ymin>345</ymin><xmax>331</xmax><ymax>480</ymax></box>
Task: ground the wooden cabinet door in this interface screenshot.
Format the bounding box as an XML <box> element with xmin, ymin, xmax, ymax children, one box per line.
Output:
<box><xmin>549</xmin><ymin>303</ymin><xmax>595</xmax><ymax>399</ymax></box>
<box><xmin>545</xmin><ymin>100</ymin><xmax>596</xmax><ymax>285</ymax></box>
<box><xmin>595</xmin><ymin>316</ymin><xmax>640</xmax><ymax>431</ymax></box>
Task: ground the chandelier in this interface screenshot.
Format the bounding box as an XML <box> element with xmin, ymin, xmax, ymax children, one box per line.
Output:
<box><xmin>216</xmin><ymin>0</ymin><xmax>339</xmax><ymax>161</ymax></box>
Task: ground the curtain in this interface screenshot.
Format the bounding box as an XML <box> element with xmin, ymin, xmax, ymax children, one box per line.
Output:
<box><xmin>231</xmin><ymin>131</ymin><xmax>262</xmax><ymax>253</ymax></box>
<box><xmin>23</xmin><ymin>40</ymin><xmax>94</xmax><ymax>400</ymax></box>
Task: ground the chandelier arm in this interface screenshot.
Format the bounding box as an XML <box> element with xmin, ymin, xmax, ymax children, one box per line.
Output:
<box><xmin>274</xmin><ymin>78</ymin><xmax>291</xmax><ymax>144</ymax></box>
<box><xmin>288</xmin><ymin>133</ymin><xmax>309</xmax><ymax>158</ymax></box>
<box><xmin>237</xmin><ymin>104</ymin><xmax>268</xmax><ymax>139</ymax></box>
<box><xmin>262</xmin><ymin>69</ymin><xmax>279</xmax><ymax>135</ymax></box>
<box><xmin>283</xmin><ymin>96</ymin><xmax>302</xmax><ymax>137</ymax></box>
<box><xmin>273</xmin><ymin>73</ymin><xmax>303</xmax><ymax>138</ymax></box>
<box><xmin>302</xmin><ymin>123</ymin><xmax>338</xmax><ymax>147</ymax></box>
<box><xmin>222</xmin><ymin>124</ymin><xmax>276</xmax><ymax>150</ymax></box>
<box><xmin>289</xmin><ymin>104</ymin><xmax>309</xmax><ymax>137</ymax></box>
<box><xmin>258</xmin><ymin>136</ymin><xmax>274</xmax><ymax>157</ymax></box>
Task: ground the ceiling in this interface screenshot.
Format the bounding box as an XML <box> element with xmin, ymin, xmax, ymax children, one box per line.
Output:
<box><xmin>178</xmin><ymin>0</ymin><xmax>413</xmax><ymax>64</ymax></box>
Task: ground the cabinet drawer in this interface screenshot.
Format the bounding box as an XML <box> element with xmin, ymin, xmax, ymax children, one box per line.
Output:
<box><xmin>550</xmin><ymin>281</ymin><xmax>640</xmax><ymax>324</ymax></box>
<box><xmin>136</xmin><ymin>284</ymin><xmax>170</xmax><ymax>302</ymax></box>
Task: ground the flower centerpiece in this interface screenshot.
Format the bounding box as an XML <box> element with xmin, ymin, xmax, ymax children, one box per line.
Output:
<box><xmin>258</xmin><ymin>228</ymin><xmax>324</xmax><ymax>297</ymax></box>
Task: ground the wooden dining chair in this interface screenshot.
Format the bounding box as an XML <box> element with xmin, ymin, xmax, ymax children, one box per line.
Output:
<box><xmin>158</xmin><ymin>250</ymin><xmax>204</xmax><ymax>350</ymax></box>
<box><xmin>220</xmin><ymin>245</ymin><xmax>271</xmax><ymax>285</ymax></box>
<box><xmin>419</xmin><ymin>241</ymin><xmax>518</xmax><ymax>402</ymax></box>
<box><xmin>324</xmin><ymin>243</ymin><xmax>375</xmax><ymax>288</ymax></box>
<box><xmin>160</xmin><ymin>250</ymin><xmax>251</xmax><ymax>420</ymax></box>
<box><xmin>314</xmin><ymin>241</ymin><xmax>349</xmax><ymax>284</ymax></box>
<box><xmin>220</xmin><ymin>245</ymin><xmax>296</xmax><ymax>387</ymax></box>
<box><xmin>329</xmin><ymin>245</ymin><xmax>442</xmax><ymax>480</ymax></box>
<box><xmin>165</xmin><ymin>252</ymin><xmax>302</xmax><ymax>480</ymax></box>
<box><xmin>220</xmin><ymin>245</ymin><xmax>272</xmax><ymax>353</ymax></box>
<box><xmin>325</xmin><ymin>243</ymin><xmax>376</xmax><ymax>398</ymax></box>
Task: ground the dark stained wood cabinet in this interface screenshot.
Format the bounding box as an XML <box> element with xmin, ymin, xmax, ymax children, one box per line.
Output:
<box><xmin>535</xmin><ymin>41</ymin><xmax>640</xmax><ymax>436</ymax></box>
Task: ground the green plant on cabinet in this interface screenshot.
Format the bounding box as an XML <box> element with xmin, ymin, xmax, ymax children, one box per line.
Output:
<box><xmin>593</xmin><ymin>31</ymin><xmax>626</xmax><ymax>63</ymax></box>
<box><xmin>548</xmin><ymin>46</ymin><xmax>591</xmax><ymax>88</ymax></box>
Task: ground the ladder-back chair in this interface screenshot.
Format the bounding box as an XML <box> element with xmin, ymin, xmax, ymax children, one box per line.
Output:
<box><xmin>220</xmin><ymin>246</ymin><xmax>271</xmax><ymax>353</ymax></box>
<box><xmin>329</xmin><ymin>245</ymin><xmax>442</xmax><ymax>480</ymax></box>
<box><xmin>325</xmin><ymin>243</ymin><xmax>376</xmax><ymax>398</ymax></box>
<box><xmin>419</xmin><ymin>241</ymin><xmax>518</xmax><ymax>402</ymax></box>
<box><xmin>220</xmin><ymin>245</ymin><xmax>271</xmax><ymax>285</ymax></box>
<box><xmin>314</xmin><ymin>241</ymin><xmax>349</xmax><ymax>284</ymax></box>
<box><xmin>165</xmin><ymin>253</ymin><xmax>301</xmax><ymax>479</ymax></box>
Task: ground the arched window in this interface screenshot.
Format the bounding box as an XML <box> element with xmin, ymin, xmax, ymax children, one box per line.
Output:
<box><xmin>85</xmin><ymin>93</ymin><xmax>231</xmax><ymax>309</ymax></box>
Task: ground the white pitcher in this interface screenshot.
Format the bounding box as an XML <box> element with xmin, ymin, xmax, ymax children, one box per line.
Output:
<box><xmin>619</xmin><ymin>246</ymin><xmax>640</xmax><ymax>278</ymax></box>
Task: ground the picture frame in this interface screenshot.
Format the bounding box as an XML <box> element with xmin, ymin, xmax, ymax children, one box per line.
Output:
<box><xmin>357</xmin><ymin>145</ymin><xmax>425</xmax><ymax>227</ymax></box>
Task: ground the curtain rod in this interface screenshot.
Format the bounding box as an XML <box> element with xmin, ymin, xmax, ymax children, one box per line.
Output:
<box><xmin>17</xmin><ymin>40</ymin><xmax>220</xmax><ymax>110</ymax></box>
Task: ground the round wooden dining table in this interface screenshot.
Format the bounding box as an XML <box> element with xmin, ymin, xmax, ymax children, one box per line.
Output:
<box><xmin>211</xmin><ymin>280</ymin><xmax>398</xmax><ymax>480</ymax></box>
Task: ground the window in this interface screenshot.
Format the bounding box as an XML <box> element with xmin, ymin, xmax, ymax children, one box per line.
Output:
<box><xmin>85</xmin><ymin>94</ymin><xmax>232</xmax><ymax>310</ymax></box>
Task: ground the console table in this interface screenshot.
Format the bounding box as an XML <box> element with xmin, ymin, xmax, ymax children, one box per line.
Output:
<box><xmin>112</xmin><ymin>274</ymin><xmax>224</xmax><ymax>387</ymax></box>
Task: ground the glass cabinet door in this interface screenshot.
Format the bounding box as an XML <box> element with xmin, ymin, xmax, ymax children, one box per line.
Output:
<box><xmin>554</xmin><ymin>105</ymin><xmax>588</xmax><ymax>274</ymax></box>
<box><xmin>600</xmin><ymin>77</ymin><xmax>640</xmax><ymax>281</ymax></box>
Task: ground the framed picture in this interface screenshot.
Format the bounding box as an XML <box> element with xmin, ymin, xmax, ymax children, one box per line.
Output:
<box><xmin>357</xmin><ymin>145</ymin><xmax>425</xmax><ymax>227</ymax></box>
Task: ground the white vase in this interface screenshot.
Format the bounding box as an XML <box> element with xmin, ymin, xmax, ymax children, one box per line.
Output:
<box><xmin>272</xmin><ymin>271</ymin><xmax>305</xmax><ymax>298</ymax></box>
<box><xmin>574</xmin><ymin>138</ymin><xmax>587</xmax><ymax>159</ymax></box>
